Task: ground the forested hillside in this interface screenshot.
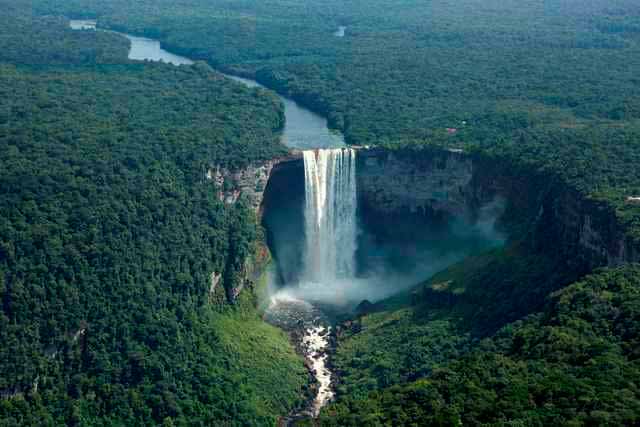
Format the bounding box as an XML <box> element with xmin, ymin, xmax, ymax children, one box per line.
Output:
<box><xmin>321</xmin><ymin>262</ymin><xmax>640</xmax><ymax>426</ymax></box>
<box><xmin>0</xmin><ymin>4</ymin><xmax>305</xmax><ymax>425</ymax></box>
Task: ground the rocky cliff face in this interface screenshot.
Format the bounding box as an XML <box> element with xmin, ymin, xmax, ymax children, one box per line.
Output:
<box><xmin>206</xmin><ymin>154</ymin><xmax>301</xmax><ymax>303</ymax></box>
<box><xmin>207</xmin><ymin>153</ymin><xmax>302</xmax><ymax>214</ymax></box>
<box><xmin>355</xmin><ymin>147</ymin><xmax>639</xmax><ymax>270</ymax></box>
<box><xmin>207</xmin><ymin>161</ymin><xmax>274</xmax><ymax>210</ymax></box>
<box><xmin>357</xmin><ymin>148</ymin><xmax>476</xmax><ymax>219</ymax></box>
<box><xmin>533</xmin><ymin>185</ymin><xmax>637</xmax><ymax>268</ymax></box>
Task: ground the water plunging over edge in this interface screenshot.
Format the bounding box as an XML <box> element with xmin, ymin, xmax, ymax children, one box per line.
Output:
<box><xmin>70</xmin><ymin>19</ymin><xmax>348</xmax><ymax>418</ymax></box>
<box><xmin>302</xmin><ymin>149</ymin><xmax>357</xmax><ymax>283</ymax></box>
<box><xmin>267</xmin><ymin>148</ymin><xmax>358</xmax><ymax>417</ymax></box>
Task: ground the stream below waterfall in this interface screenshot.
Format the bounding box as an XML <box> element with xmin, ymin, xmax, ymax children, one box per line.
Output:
<box><xmin>70</xmin><ymin>19</ymin><xmax>342</xmax><ymax>418</ymax></box>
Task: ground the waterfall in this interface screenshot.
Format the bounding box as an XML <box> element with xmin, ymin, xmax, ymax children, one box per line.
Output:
<box><xmin>302</xmin><ymin>148</ymin><xmax>357</xmax><ymax>283</ymax></box>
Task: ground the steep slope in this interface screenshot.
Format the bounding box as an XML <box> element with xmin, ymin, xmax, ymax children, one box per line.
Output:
<box><xmin>321</xmin><ymin>263</ymin><xmax>640</xmax><ymax>426</ymax></box>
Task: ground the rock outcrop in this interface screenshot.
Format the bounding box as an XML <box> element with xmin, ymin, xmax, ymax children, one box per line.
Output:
<box><xmin>205</xmin><ymin>153</ymin><xmax>301</xmax><ymax>304</ymax></box>
<box><xmin>357</xmin><ymin>147</ymin><xmax>475</xmax><ymax>218</ymax></box>
<box><xmin>207</xmin><ymin>152</ymin><xmax>302</xmax><ymax>214</ymax></box>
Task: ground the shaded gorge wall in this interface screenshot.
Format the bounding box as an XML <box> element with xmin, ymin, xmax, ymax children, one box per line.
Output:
<box><xmin>216</xmin><ymin>146</ymin><xmax>639</xmax><ymax>302</ymax></box>
<box><xmin>354</xmin><ymin>147</ymin><xmax>639</xmax><ymax>274</ymax></box>
<box><xmin>259</xmin><ymin>148</ymin><xmax>504</xmax><ymax>301</ymax></box>
<box><xmin>354</xmin><ymin>148</ymin><xmax>505</xmax><ymax>285</ymax></box>
<box><xmin>260</xmin><ymin>158</ymin><xmax>306</xmax><ymax>285</ymax></box>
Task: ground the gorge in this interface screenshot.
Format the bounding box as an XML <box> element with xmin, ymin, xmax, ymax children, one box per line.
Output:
<box><xmin>68</xmin><ymin>17</ymin><xmax>640</xmax><ymax>421</ymax></box>
<box><xmin>69</xmin><ymin>19</ymin><xmax>361</xmax><ymax>416</ymax></box>
<box><xmin>2</xmin><ymin>3</ymin><xmax>637</xmax><ymax>424</ymax></box>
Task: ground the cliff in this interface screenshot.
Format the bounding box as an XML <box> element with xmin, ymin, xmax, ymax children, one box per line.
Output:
<box><xmin>356</xmin><ymin>146</ymin><xmax>639</xmax><ymax>271</ymax></box>
<box><xmin>207</xmin><ymin>152</ymin><xmax>302</xmax><ymax>214</ymax></box>
<box><xmin>357</xmin><ymin>148</ymin><xmax>475</xmax><ymax>218</ymax></box>
<box><xmin>212</xmin><ymin>145</ymin><xmax>638</xmax><ymax>304</ymax></box>
<box><xmin>206</xmin><ymin>153</ymin><xmax>301</xmax><ymax>304</ymax></box>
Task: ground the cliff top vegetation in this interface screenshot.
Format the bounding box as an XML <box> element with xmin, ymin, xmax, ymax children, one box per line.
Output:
<box><xmin>31</xmin><ymin>0</ymin><xmax>640</xmax><ymax>241</ymax></box>
<box><xmin>0</xmin><ymin>4</ymin><xmax>304</xmax><ymax>425</ymax></box>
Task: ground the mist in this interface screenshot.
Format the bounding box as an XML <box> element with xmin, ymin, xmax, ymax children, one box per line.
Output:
<box><xmin>263</xmin><ymin>182</ymin><xmax>506</xmax><ymax>309</ymax></box>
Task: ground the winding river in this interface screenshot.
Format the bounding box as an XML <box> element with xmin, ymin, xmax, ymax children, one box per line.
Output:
<box><xmin>70</xmin><ymin>20</ymin><xmax>343</xmax><ymax>151</ymax></box>
<box><xmin>70</xmin><ymin>19</ymin><xmax>337</xmax><ymax>418</ymax></box>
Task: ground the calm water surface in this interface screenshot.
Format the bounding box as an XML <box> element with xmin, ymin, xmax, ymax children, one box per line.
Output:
<box><xmin>69</xmin><ymin>20</ymin><xmax>343</xmax><ymax>150</ymax></box>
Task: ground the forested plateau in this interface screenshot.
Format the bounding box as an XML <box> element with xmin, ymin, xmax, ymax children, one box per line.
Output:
<box><xmin>31</xmin><ymin>0</ymin><xmax>640</xmax><ymax>242</ymax></box>
<box><xmin>2</xmin><ymin>0</ymin><xmax>640</xmax><ymax>426</ymax></box>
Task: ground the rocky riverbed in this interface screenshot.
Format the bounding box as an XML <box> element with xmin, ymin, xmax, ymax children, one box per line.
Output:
<box><xmin>264</xmin><ymin>294</ymin><xmax>335</xmax><ymax>422</ymax></box>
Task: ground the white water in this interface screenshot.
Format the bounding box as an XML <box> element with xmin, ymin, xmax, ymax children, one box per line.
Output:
<box><xmin>303</xmin><ymin>325</ymin><xmax>333</xmax><ymax>415</ymax></box>
<box><xmin>70</xmin><ymin>19</ymin><xmax>348</xmax><ymax>417</ymax></box>
<box><xmin>302</xmin><ymin>149</ymin><xmax>357</xmax><ymax>284</ymax></box>
<box><xmin>263</xmin><ymin>148</ymin><xmax>356</xmax><ymax>416</ymax></box>
<box><xmin>264</xmin><ymin>290</ymin><xmax>333</xmax><ymax>418</ymax></box>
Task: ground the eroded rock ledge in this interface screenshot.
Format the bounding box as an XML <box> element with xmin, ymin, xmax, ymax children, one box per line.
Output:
<box><xmin>207</xmin><ymin>151</ymin><xmax>303</xmax><ymax>213</ymax></box>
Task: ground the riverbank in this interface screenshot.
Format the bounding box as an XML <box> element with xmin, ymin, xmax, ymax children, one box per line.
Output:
<box><xmin>263</xmin><ymin>291</ymin><xmax>334</xmax><ymax>423</ymax></box>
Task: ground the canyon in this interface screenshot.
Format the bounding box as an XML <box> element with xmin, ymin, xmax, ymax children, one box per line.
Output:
<box><xmin>69</xmin><ymin>18</ymin><xmax>640</xmax><ymax>422</ymax></box>
<box><xmin>217</xmin><ymin>146</ymin><xmax>639</xmax><ymax>278</ymax></box>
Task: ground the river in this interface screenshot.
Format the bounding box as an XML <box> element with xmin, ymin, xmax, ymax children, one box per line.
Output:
<box><xmin>70</xmin><ymin>19</ymin><xmax>343</xmax><ymax>151</ymax></box>
<box><xmin>70</xmin><ymin>19</ymin><xmax>337</xmax><ymax>419</ymax></box>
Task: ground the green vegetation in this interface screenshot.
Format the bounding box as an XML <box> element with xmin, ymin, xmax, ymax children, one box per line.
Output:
<box><xmin>2</xmin><ymin>0</ymin><xmax>640</xmax><ymax>424</ymax></box>
<box><xmin>0</xmin><ymin>2</ymin><xmax>128</xmax><ymax>65</ymax></box>
<box><xmin>323</xmin><ymin>257</ymin><xmax>640</xmax><ymax>426</ymax></box>
<box><xmin>0</xmin><ymin>5</ymin><xmax>304</xmax><ymax>425</ymax></box>
<box><xmin>326</xmin><ymin>245</ymin><xmax>572</xmax><ymax>396</ymax></box>
<box><xmin>332</xmin><ymin>311</ymin><xmax>469</xmax><ymax>400</ymax></box>
<box><xmin>31</xmin><ymin>0</ymin><xmax>640</xmax><ymax>239</ymax></box>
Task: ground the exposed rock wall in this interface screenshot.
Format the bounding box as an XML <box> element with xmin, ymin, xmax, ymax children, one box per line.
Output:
<box><xmin>207</xmin><ymin>152</ymin><xmax>302</xmax><ymax>213</ymax></box>
<box><xmin>207</xmin><ymin>161</ymin><xmax>274</xmax><ymax>209</ymax></box>
<box><xmin>534</xmin><ymin>185</ymin><xmax>637</xmax><ymax>268</ymax></box>
<box><xmin>355</xmin><ymin>147</ymin><xmax>639</xmax><ymax>270</ymax></box>
<box><xmin>357</xmin><ymin>148</ymin><xmax>476</xmax><ymax>218</ymax></box>
<box><xmin>207</xmin><ymin>154</ymin><xmax>300</xmax><ymax>304</ymax></box>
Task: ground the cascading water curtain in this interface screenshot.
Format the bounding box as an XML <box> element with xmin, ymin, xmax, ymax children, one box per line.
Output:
<box><xmin>302</xmin><ymin>148</ymin><xmax>357</xmax><ymax>283</ymax></box>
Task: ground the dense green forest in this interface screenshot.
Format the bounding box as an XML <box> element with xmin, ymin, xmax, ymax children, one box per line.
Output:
<box><xmin>321</xmin><ymin>262</ymin><xmax>640</xmax><ymax>426</ymax></box>
<box><xmin>0</xmin><ymin>4</ymin><xmax>306</xmax><ymax>425</ymax></box>
<box><xmin>31</xmin><ymin>0</ymin><xmax>640</xmax><ymax>240</ymax></box>
<box><xmin>3</xmin><ymin>0</ymin><xmax>640</xmax><ymax>425</ymax></box>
